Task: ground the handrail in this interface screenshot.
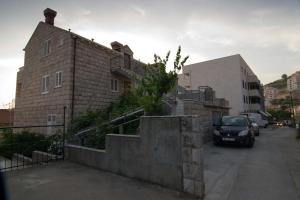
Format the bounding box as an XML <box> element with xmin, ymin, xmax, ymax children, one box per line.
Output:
<box><xmin>74</xmin><ymin>108</ymin><xmax>144</xmax><ymax>138</ymax></box>
<box><xmin>110</xmin><ymin>108</ymin><xmax>144</xmax><ymax>123</ymax></box>
<box><xmin>111</xmin><ymin>118</ymin><xmax>140</xmax><ymax>129</ymax></box>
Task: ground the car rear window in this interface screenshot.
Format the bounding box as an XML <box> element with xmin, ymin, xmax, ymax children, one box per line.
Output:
<box><xmin>222</xmin><ymin>116</ymin><xmax>247</xmax><ymax>127</ymax></box>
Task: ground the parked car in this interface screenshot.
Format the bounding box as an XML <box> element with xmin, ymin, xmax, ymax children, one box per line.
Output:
<box><xmin>213</xmin><ymin>115</ymin><xmax>255</xmax><ymax>148</ymax></box>
<box><xmin>249</xmin><ymin>117</ymin><xmax>260</xmax><ymax>136</ymax></box>
<box><xmin>240</xmin><ymin>112</ymin><xmax>268</xmax><ymax>128</ymax></box>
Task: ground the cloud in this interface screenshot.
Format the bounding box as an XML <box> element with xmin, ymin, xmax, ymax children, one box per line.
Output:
<box><xmin>1</xmin><ymin>0</ymin><xmax>300</xmax><ymax>104</ymax></box>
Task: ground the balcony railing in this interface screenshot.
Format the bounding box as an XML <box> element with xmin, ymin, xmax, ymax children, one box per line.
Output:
<box><xmin>248</xmin><ymin>89</ymin><xmax>261</xmax><ymax>97</ymax></box>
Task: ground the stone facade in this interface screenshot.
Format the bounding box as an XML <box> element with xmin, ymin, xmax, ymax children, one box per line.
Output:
<box><xmin>183</xmin><ymin>100</ymin><xmax>229</xmax><ymax>143</ymax></box>
<box><xmin>14</xmin><ymin>9</ymin><xmax>146</xmax><ymax>133</ymax></box>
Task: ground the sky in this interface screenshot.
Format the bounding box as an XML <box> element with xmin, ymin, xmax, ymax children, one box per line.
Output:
<box><xmin>0</xmin><ymin>0</ymin><xmax>300</xmax><ymax>107</ymax></box>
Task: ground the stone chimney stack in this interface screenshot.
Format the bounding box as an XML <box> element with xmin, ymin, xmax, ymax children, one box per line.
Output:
<box><xmin>44</xmin><ymin>8</ymin><xmax>57</xmax><ymax>26</ymax></box>
<box><xmin>111</xmin><ymin>41</ymin><xmax>124</xmax><ymax>52</ymax></box>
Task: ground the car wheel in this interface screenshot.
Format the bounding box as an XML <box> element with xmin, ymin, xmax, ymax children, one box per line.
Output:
<box><xmin>255</xmin><ymin>131</ymin><xmax>260</xmax><ymax>136</ymax></box>
<box><xmin>246</xmin><ymin>137</ymin><xmax>254</xmax><ymax>148</ymax></box>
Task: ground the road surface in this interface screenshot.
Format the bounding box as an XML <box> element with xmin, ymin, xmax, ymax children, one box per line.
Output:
<box><xmin>204</xmin><ymin>127</ymin><xmax>300</xmax><ymax>200</ymax></box>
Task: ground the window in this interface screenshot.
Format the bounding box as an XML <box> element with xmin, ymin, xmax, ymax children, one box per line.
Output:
<box><xmin>47</xmin><ymin>114</ymin><xmax>56</xmax><ymax>124</ymax></box>
<box><xmin>43</xmin><ymin>39</ymin><xmax>51</xmax><ymax>56</ymax></box>
<box><xmin>42</xmin><ymin>75</ymin><xmax>50</xmax><ymax>94</ymax></box>
<box><xmin>242</xmin><ymin>80</ymin><xmax>245</xmax><ymax>88</ymax></box>
<box><xmin>55</xmin><ymin>71</ymin><xmax>62</xmax><ymax>87</ymax></box>
<box><xmin>111</xmin><ymin>79</ymin><xmax>119</xmax><ymax>92</ymax></box>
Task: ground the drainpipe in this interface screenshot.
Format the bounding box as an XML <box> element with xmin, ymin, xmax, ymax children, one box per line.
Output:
<box><xmin>71</xmin><ymin>36</ymin><xmax>77</xmax><ymax>122</ymax></box>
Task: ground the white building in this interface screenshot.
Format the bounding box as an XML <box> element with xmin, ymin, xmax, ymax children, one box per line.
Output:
<box><xmin>178</xmin><ymin>54</ymin><xmax>264</xmax><ymax>115</ymax></box>
<box><xmin>287</xmin><ymin>71</ymin><xmax>300</xmax><ymax>91</ymax></box>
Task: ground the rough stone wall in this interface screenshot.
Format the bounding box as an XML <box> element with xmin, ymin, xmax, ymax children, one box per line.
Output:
<box><xmin>183</xmin><ymin>100</ymin><xmax>215</xmax><ymax>143</ymax></box>
<box><xmin>72</xmin><ymin>39</ymin><xmax>145</xmax><ymax>118</ymax></box>
<box><xmin>14</xmin><ymin>21</ymin><xmax>146</xmax><ymax>132</ymax></box>
<box><xmin>66</xmin><ymin>116</ymin><xmax>205</xmax><ymax>198</ymax></box>
<box><xmin>72</xmin><ymin>39</ymin><xmax>117</xmax><ymax>118</ymax></box>
<box><xmin>14</xmin><ymin>22</ymin><xmax>73</xmax><ymax>133</ymax></box>
<box><xmin>181</xmin><ymin>116</ymin><xmax>205</xmax><ymax>198</ymax></box>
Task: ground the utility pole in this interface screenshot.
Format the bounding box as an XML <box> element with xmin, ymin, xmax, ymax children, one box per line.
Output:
<box><xmin>290</xmin><ymin>91</ymin><xmax>296</xmax><ymax>128</ymax></box>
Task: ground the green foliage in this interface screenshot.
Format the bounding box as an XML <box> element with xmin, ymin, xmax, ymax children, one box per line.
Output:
<box><xmin>267</xmin><ymin>109</ymin><xmax>291</xmax><ymax>121</ymax></box>
<box><xmin>295</xmin><ymin>116</ymin><xmax>300</xmax><ymax>124</ymax></box>
<box><xmin>0</xmin><ymin>129</ymin><xmax>64</xmax><ymax>158</ymax></box>
<box><xmin>135</xmin><ymin>46</ymin><xmax>188</xmax><ymax>114</ymax></box>
<box><xmin>265</xmin><ymin>78</ymin><xmax>287</xmax><ymax>90</ymax></box>
<box><xmin>270</xmin><ymin>98</ymin><xmax>292</xmax><ymax>111</ymax></box>
<box><xmin>69</xmin><ymin>47</ymin><xmax>188</xmax><ymax>148</ymax></box>
<box><xmin>0</xmin><ymin>131</ymin><xmax>50</xmax><ymax>158</ymax></box>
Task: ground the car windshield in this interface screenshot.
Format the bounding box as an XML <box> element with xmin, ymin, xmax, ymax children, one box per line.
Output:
<box><xmin>222</xmin><ymin>116</ymin><xmax>247</xmax><ymax>127</ymax></box>
<box><xmin>249</xmin><ymin>117</ymin><xmax>256</xmax><ymax>123</ymax></box>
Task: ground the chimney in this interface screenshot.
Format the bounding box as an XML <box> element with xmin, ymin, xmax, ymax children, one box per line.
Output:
<box><xmin>44</xmin><ymin>8</ymin><xmax>57</xmax><ymax>26</ymax></box>
<box><xmin>111</xmin><ymin>41</ymin><xmax>124</xmax><ymax>52</ymax></box>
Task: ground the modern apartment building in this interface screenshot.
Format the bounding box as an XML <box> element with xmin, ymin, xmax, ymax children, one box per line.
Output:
<box><xmin>287</xmin><ymin>71</ymin><xmax>300</xmax><ymax>91</ymax></box>
<box><xmin>178</xmin><ymin>54</ymin><xmax>264</xmax><ymax>115</ymax></box>
<box><xmin>14</xmin><ymin>8</ymin><xmax>146</xmax><ymax>134</ymax></box>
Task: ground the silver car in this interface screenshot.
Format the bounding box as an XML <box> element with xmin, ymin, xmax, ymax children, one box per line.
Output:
<box><xmin>249</xmin><ymin>117</ymin><xmax>260</xmax><ymax>136</ymax></box>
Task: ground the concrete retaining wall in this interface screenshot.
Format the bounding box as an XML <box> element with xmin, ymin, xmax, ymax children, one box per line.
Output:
<box><xmin>66</xmin><ymin>116</ymin><xmax>205</xmax><ymax>198</ymax></box>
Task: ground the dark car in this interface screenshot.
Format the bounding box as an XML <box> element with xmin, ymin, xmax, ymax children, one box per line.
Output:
<box><xmin>213</xmin><ymin>116</ymin><xmax>255</xmax><ymax>148</ymax></box>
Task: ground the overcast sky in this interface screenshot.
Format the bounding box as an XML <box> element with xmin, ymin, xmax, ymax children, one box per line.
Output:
<box><xmin>0</xmin><ymin>0</ymin><xmax>300</xmax><ymax>106</ymax></box>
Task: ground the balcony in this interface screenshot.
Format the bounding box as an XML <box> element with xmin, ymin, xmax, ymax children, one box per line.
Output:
<box><xmin>249</xmin><ymin>103</ymin><xmax>261</xmax><ymax>111</ymax></box>
<box><xmin>248</xmin><ymin>89</ymin><xmax>261</xmax><ymax>97</ymax></box>
<box><xmin>247</xmin><ymin>75</ymin><xmax>259</xmax><ymax>83</ymax></box>
<box><xmin>110</xmin><ymin>55</ymin><xmax>141</xmax><ymax>81</ymax></box>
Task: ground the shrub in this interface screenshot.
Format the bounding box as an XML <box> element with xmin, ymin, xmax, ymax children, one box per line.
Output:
<box><xmin>0</xmin><ymin>130</ymin><xmax>63</xmax><ymax>158</ymax></box>
<box><xmin>69</xmin><ymin>47</ymin><xmax>188</xmax><ymax>148</ymax></box>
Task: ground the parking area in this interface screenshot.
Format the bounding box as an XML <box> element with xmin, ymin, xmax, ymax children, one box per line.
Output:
<box><xmin>204</xmin><ymin>127</ymin><xmax>300</xmax><ymax>200</ymax></box>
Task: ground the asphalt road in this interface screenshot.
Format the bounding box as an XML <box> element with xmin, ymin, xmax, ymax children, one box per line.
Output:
<box><xmin>204</xmin><ymin>127</ymin><xmax>300</xmax><ymax>200</ymax></box>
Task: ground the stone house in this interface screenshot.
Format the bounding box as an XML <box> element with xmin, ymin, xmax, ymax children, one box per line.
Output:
<box><xmin>14</xmin><ymin>8</ymin><xmax>146</xmax><ymax>134</ymax></box>
<box><xmin>0</xmin><ymin>109</ymin><xmax>14</xmax><ymax>127</ymax></box>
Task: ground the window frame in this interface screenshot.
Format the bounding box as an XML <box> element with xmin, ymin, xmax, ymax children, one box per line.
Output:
<box><xmin>42</xmin><ymin>74</ymin><xmax>50</xmax><ymax>94</ymax></box>
<box><xmin>43</xmin><ymin>39</ymin><xmax>51</xmax><ymax>56</ymax></box>
<box><xmin>55</xmin><ymin>71</ymin><xmax>63</xmax><ymax>88</ymax></box>
<box><xmin>111</xmin><ymin>79</ymin><xmax>119</xmax><ymax>92</ymax></box>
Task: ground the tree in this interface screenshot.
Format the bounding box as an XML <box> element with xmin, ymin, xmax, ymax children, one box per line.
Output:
<box><xmin>267</xmin><ymin>109</ymin><xmax>291</xmax><ymax>121</ymax></box>
<box><xmin>135</xmin><ymin>46</ymin><xmax>189</xmax><ymax>114</ymax></box>
<box><xmin>281</xmin><ymin>74</ymin><xmax>287</xmax><ymax>80</ymax></box>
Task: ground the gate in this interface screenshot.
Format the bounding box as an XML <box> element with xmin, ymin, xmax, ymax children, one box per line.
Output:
<box><xmin>0</xmin><ymin>107</ymin><xmax>66</xmax><ymax>171</ymax></box>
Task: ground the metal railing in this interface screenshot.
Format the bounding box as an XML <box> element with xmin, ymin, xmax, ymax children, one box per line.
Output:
<box><xmin>0</xmin><ymin>107</ymin><xmax>66</xmax><ymax>172</ymax></box>
<box><xmin>70</xmin><ymin>108</ymin><xmax>144</xmax><ymax>149</ymax></box>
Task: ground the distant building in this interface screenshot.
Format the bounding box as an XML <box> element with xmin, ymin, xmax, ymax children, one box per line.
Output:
<box><xmin>0</xmin><ymin>109</ymin><xmax>14</xmax><ymax>127</ymax></box>
<box><xmin>287</xmin><ymin>71</ymin><xmax>300</xmax><ymax>91</ymax></box>
<box><xmin>178</xmin><ymin>54</ymin><xmax>264</xmax><ymax>115</ymax></box>
<box><xmin>264</xmin><ymin>86</ymin><xmax>279</xmax><ymax>108</ymax></box>
<box><xmin>14</xmin><ymin>8</ymin><xmax>146</xmax><ymax>134</ymax></box>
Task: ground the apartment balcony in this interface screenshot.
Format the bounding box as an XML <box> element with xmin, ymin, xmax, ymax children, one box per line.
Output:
<box><xmin>248</xmin><ymin>89</ymin><xmax>261</xmax><ymax>97</ymax></box>
<box><xmin>110</xmin><ymin>55</ymin><xmax>141</xmax><ymax>81</ymax></box>
<box><xmin>247</xmin><ymin>75</ymin><xmax>259</xmax><ymax>83</ymax></box>
<box><xmin>249</xmin><ymin>103</ymin><xmax>261</xmax><ymax>111</ymax></box>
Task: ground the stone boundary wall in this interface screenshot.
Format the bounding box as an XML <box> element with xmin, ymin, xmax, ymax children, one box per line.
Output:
<box><xmin>66</xmin><ymin>116</ymin><xmax>205</xmax><ymax>198</ymax></box>
<box><xmin>183</xmin><ymin>100</ymin><xmax>214</xmax><ymax>143</ymax></box>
